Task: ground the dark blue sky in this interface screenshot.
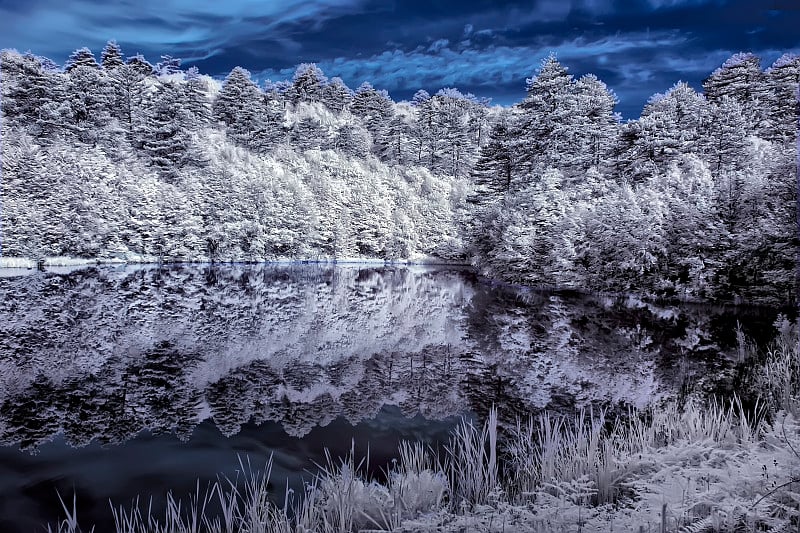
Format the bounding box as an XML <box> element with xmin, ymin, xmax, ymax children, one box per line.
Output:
<box><xmin>1</xmin><ymin>0</ymin><xmax>798</xmax><ymax>117</ymax></box>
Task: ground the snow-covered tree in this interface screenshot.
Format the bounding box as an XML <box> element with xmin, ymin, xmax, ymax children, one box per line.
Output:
<box><xmin>156</xmin><ymin>55</ymin><xmax>182</xmax><ymax>76</ymax></box>
<box><xmin>64</xmin><ymin>47</ymin><xmax>99</xmax><ymax>72</ymax></box>
<box><xmin>100</xmin><ymin>40</ymin><xmax>124</xmax><ymax>70</ymax></box>
<box><xmin>125</xmin><ymin>53</ymin><xmax>155</xmax><ymax>76</ymax></box>
<box><xmin>290</xmin><ymin>63</ymin><xmax>327</xmax><ymax>104</ymax></box>
<box><xmin>763</xmin><ymin>53</ymin><xmax>800</xmax><ymax>142</ymax></box>
<box><xmin>469</xmin><ymin>115</ymin><xmax>513</xmax><ymax>204</ymax></box>
<box><xmin>141</xmin><ymin>81</ymin><xmax>191</xmax><ymax>179</ymax></box>
<box><xmin>703</xmin><ymin>53</ymin><xmax>767</xmax><ymax>132</ymax></box>
<box><xmin>213</xmin><ymin>67</ymin><xmax>277</xmax><ymax>150</ymax></box>
<box><xmin>321</xmin><ymin>76</ymin><xmax>352</xmax><ymax>112</ymax></box>
<box><xmin>351</xmin><ymin>81</ymin><xmax>394</xmax><ymax>136</ymax></box>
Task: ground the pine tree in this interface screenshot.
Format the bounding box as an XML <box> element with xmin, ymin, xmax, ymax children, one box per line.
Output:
<box><xmin>291</xmin><ymin>117</ymin><xmax>328</xmax><ymax>151</ymax></box>
<box><xmin>156</xmin><ymin>55</ymin><xmax>182</xmax><ymax>76</ymax></box>
<box><xmin>763</xmin><ymin>53</ymin><xmax>800</xmax><ymax>142</ymax></box>
<box><xmin>125</xmin><ymin>54</ymin><xmax>155</xmax><ymax>76</ymax></box>
<box><xmin>321</xmin><ymin>76</ymin><xmax>352</xmax><ymax>112</ymax></box>
<box><xmin>333</xmin><ymin>123</ymin><xmax>371</xmax><ymax>157</ymax></box>
<box><xmin>213</xmin><ymin>67</ymin><xmax>274</xmax><ymax>150</ymax></box>
<box><xmin>572</xmin><ymin>74</ymin><xmax>619</xmax><ymax>169</ymax></box>
<box><xmin>516</xmin><ymin>54</ymin><xmax>576</xmax><ymax>175</ymax></box>
<box><xmin>469</xmin><ymin>116</ymin><xmax>513</xmax><ymax>205</ymax></box>
<box><xmin>64</xmin><ymin>47</ymin><xmax>99</xmax><ymax>72</ymax></box>
<box><xmin>182</xmin><ymin>66</ymin><xmax>212</xmax><ymax>129</ymax></box>
<box><xmin>108</xmin><ymin>63</ymin><xmax>148</xmax><ymax>144</ymax></box>
<box><xmin>100</xmin><ymin>40</ymin><xmax>124</xmax><ymax>69</ymax></box>
<box><xmin>375</xmin><ymin>115</ymin><xmax>411</xmax><ymax>164</ymax></box>
<box><xmin>351</xmin><ymin>82</ymin><xmax>394</xmax><ymax>137</ymax></box>
<box><xmin>141</xmin><ymin>81</ymin><xmax>190</xmax><ymax>179</ymax></box>
<box><xmin>705</xmin><ymin>96</ymin><xmax>749</xmax><ymax>176</ymax></box>
<box><xmin>66</xmin><ymin>65</ymin><xmax>115</xmax><ymax>145</ymax></box>
<box><xmin>1</xmin><ymin>51</ymin><xmax>64</xmax><ymax>140</ymax></box>
<box><xmin>615</xmin><ymin>83</ymin><xmax>709</xmax><ymax>181</ymax></box>
<box><xmin>703</xmin><ymin>53</ymin><xmax>767</xmax><ymax>132</ymax></box>
<box><xmin>290</xmin><ymin>63</ymin><xmax>327</xmax><ymax>104</ymax></box>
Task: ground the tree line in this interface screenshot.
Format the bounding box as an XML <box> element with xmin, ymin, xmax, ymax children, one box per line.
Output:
<box><xmin>1</xmin><ymin>42</ymin><xmax>797</xmax><ymax>304</ymax></box>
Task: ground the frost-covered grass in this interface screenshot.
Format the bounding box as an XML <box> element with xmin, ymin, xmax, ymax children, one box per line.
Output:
<box><xmin>48</xmin><ymin>327</ymin><xmax>800</xmax><ymax>532</ymax></box>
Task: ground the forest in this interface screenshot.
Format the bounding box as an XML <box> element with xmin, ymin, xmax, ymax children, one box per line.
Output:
<box><xmin>1</xmin><ymin>43</ymin><xmax>797</xmax><ymax>305</ymax></box>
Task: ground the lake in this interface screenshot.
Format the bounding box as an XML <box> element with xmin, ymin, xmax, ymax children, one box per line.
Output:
<box><xmin>0</xmin><ymin>263</ymin><xmax>786</xmax><ymax>530</ymax></box>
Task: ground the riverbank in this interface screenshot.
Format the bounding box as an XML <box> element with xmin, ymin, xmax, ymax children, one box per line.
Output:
<box><xmin>46</xmin><ymin>326</ymin><xmax>799</xmax><ymax>532</ymax></box>
<box><xmin>0</xmin><ymin>255</ymin><xmax>471</xmax><ymax>270</ymax></box>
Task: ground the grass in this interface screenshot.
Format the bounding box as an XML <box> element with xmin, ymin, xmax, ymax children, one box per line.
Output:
<box><xmin>48</xmin><ymin>321</ymin><xmax>800</xmax><ymax>532</ymax></box>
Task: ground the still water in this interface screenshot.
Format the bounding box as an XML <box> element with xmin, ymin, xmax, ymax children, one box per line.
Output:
<box><xmin>0</xmin><ymin>263</ymin><xmax>784</xmax><ymax>530</ymax></box>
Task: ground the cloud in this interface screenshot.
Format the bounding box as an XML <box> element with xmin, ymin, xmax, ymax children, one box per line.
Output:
<box><xmin>253</xmin><ymin>31</ymin><xmax>686</xmax><ymax>88</ymax></box>
<box><xmin>0</xmin><ymin>0</ymin><xmax>366</xmax><ymax>63</ymax></box>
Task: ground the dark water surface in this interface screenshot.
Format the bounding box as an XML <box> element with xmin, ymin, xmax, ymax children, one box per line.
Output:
<box><xmin>0</xmin><ymin>263</ymin><xmax>786</xmax><ymax>531</ymax></box>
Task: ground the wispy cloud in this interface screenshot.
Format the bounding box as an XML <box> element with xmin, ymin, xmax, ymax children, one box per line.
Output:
<box><xmin>0</xmin><ymin>0</ymin><xmax>366</xmax><ymax>62</ymax></box>
<box><xmin>253</xmin><ymin>31</ymin><xmax>688</xmax><ymax>94</ymax></box>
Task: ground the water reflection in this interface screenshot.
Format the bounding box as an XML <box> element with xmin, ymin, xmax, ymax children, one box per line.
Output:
<box><xmin>0</xmin><ymin>264</ymin><xmax>783</xmax><ymax>454</ymax></box>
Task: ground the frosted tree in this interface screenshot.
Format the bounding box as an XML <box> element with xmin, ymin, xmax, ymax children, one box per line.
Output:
<box><xmin>141</xmin><ymin>81</ymin><xmax>191</xmax><ymax>179</ymax></box>
<box><xmin>333</xmin><ymin>123</ymin><xmax>371</xmax><ymax>157</ymax></box>
<box><xmin>125</xmin><ymin>53</ymin><xmax>155</xmax><ymax>76</ymax></box>
<box><xmin>321</xmin><ymin>76</ymin><xmax>352</xmax><ymax>112</ymax></box>
<box><xmin>657</xmin><ymin>155</ymin><xmax>721</xmax><ymax>297</ymax></box>
<box><xmin>290</xmin><ymin>63</ymin><xmax>327</xmax><ymax>104</ymax></box>
<box><xmin>469</xmin><ymin>114</ymin><xmax>514</xmax><ymax>204</ymax></box>
<box><xmin>66</xmin><ymin>65</ymin><xmax>116</xmax><ymax>145</ymax></box>
<box><xmin>763</xmin><ymin>53</ymin><xmax>800</xmax><ymax>142</ymax></box>
<box><xmin>703</xmin><ymin>53</ymin><xmax>767</xmax><ymax>132</ymax></box>
<box><xmin>213</xmin><ymin>67</ymin><xmax>275</xmax><ymax>150</ymax></box>
<box><xmin>0</xmin><ymin>51</ymin><xmax>66</xmax><ymax>140</ymax></box>
<box><xmin>156</xmin><ymin>55</ymin><xmax>182</xmax><ymax>76</ymax></box>
<box><xmin>705</xmin><ymin>96</ymin><xmax>749</xmax><ymax>176</ymax></box>
<box><xmin>108</xmin><ymin>63</ymin><xmax>149</xmax><ymax>144</ymax></box>
<box><xmin>100</xmin><ymin>40</ymin><xmax>124</xmax><ymax>69</ymax></box>
<box><xmin>375</xmin><ymin>114</ymin><xmax>412</xmax><ymax>164</ymax></box>
<box><xmin>433</xmin><ymin>88</ymin><xmax>474</xmax><ymax>177</ymax></box>
<box><xmin>64</xmin><ymin>47</ymin><xmax>99</xmax><ymax>72</ymax></box>
<box><xmin>572</xmin><ymin>74</ymin><xmax>619</xmax><ymax>169</ymax></box>
<box><xmin>615</xmin><ymin>82</ymin><xmax>709</xmax><ymax>181</ymax></box>
<box><xmin>291</xmin><ymin>117</ymin><xmax>328</xmax><ymax>151</ymax></box>
<box><xmin>516</xmin><ymin>54</ymin><xmax>576</xmax><ymax>175</ymax></box>
<box><xmin>182</xmin><ymin>66</ymin><xmax>212</xmax><ymax>128</ymax></box>
<box><xmin>351</xmin><ymin>81</ymin><xmax>394</xmax><ymax>137</ymax></box>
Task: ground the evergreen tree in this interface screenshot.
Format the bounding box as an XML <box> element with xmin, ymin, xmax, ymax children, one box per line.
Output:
<box><xmin>705</xmin><ymin>96</ymin><xmax>749</xmax><ymax>176</ymax></box>
<box><xmin>763</xmin><ymin>53</ymin><xmax>800</xmax><ymax>142</ymax></box>
<box><xmin>615</xmin><ymin>83</ymin><xmax>709</xmax><ymax>181</ymax></box>
<box><xmin>469</xmin><ymin>116</ymin><xmax>514</xmax><ymax>205</ymax></box>
<box><xmin>213</xmin><ymin>67</ymin><xmax>274</xmax><ymax>150</ymax></box>
<box><xmin>125</xmin><ymin>53</ymin><xmax>155</xmax><ymax>76</ymax></box>
<box><xmin>65</xmin><ymin>47</ymin><xmax>99</xmax><ymax>72</ymax></box>
<box><xmin>182</xmin><ymin>66</ymin><xmax>212</xmax><ymax>129</ymax></box>
<box><xmin>516</xmin><ymin>54</ymin><xmax>576</xmax><ymax>175</ymax></box>
<box><xmin>572</xmin><ymin>74</ymin><xmax>619</xmax><ymax>169</ymax></box>
<box><xmin>100</xmin><ymin>40</ymin><xmax>124</xmax><ymax>69</ymax></box>
<box><xmin>703</xmin><ymin>53</ymin><xmax>767</xmax><ymax>132</ymax></box>
<box><xmin>321</xmin><ymin>76</ymin><xmax>352</xmax><ymax>112</ymax></box>
<box><xmin>290</xmin><ymin>63</ymin><xmax>327</xmax><ymax>104</ymax></box>
<box><xmin>291</xmin><ymin>117</ymin><xmax>327</xmax><ymax>151</ymax></box>
<box><xmin>333</xmin><ymin>123</ymin><xmax>371</xmax><ymax>157</ymax></box>
<box><xmin>375</xmin><ymin>115</ymin><xmax>412</xmax><ymax>164</ymax></box>
<box><xmin>0</xmin><ymin>51</ymin><xmax>65</xmax><ymax>140</ymax></box>
<box><xmin>141</xmin><ymin>81</ymin><xmax>191</xmax><ymax>179</ymax></box>
<box><xmin>66</xmin><ymin>65</ymin><xmax>115</xmax><ymax>145</ymax></box>
<box><xmin>351</xmin><ymin>82</ymin><xmax>394</xmax><ymax>137</ymax></box>
<box><xmin>108</xmin><ymin>63</ymin><xmax>148</xmax><ymax>144</ymax></box>
<box><xmin>156</xmin><ymin>55</ymin><xmax>182</xmax><ymax>76</ymax></box>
